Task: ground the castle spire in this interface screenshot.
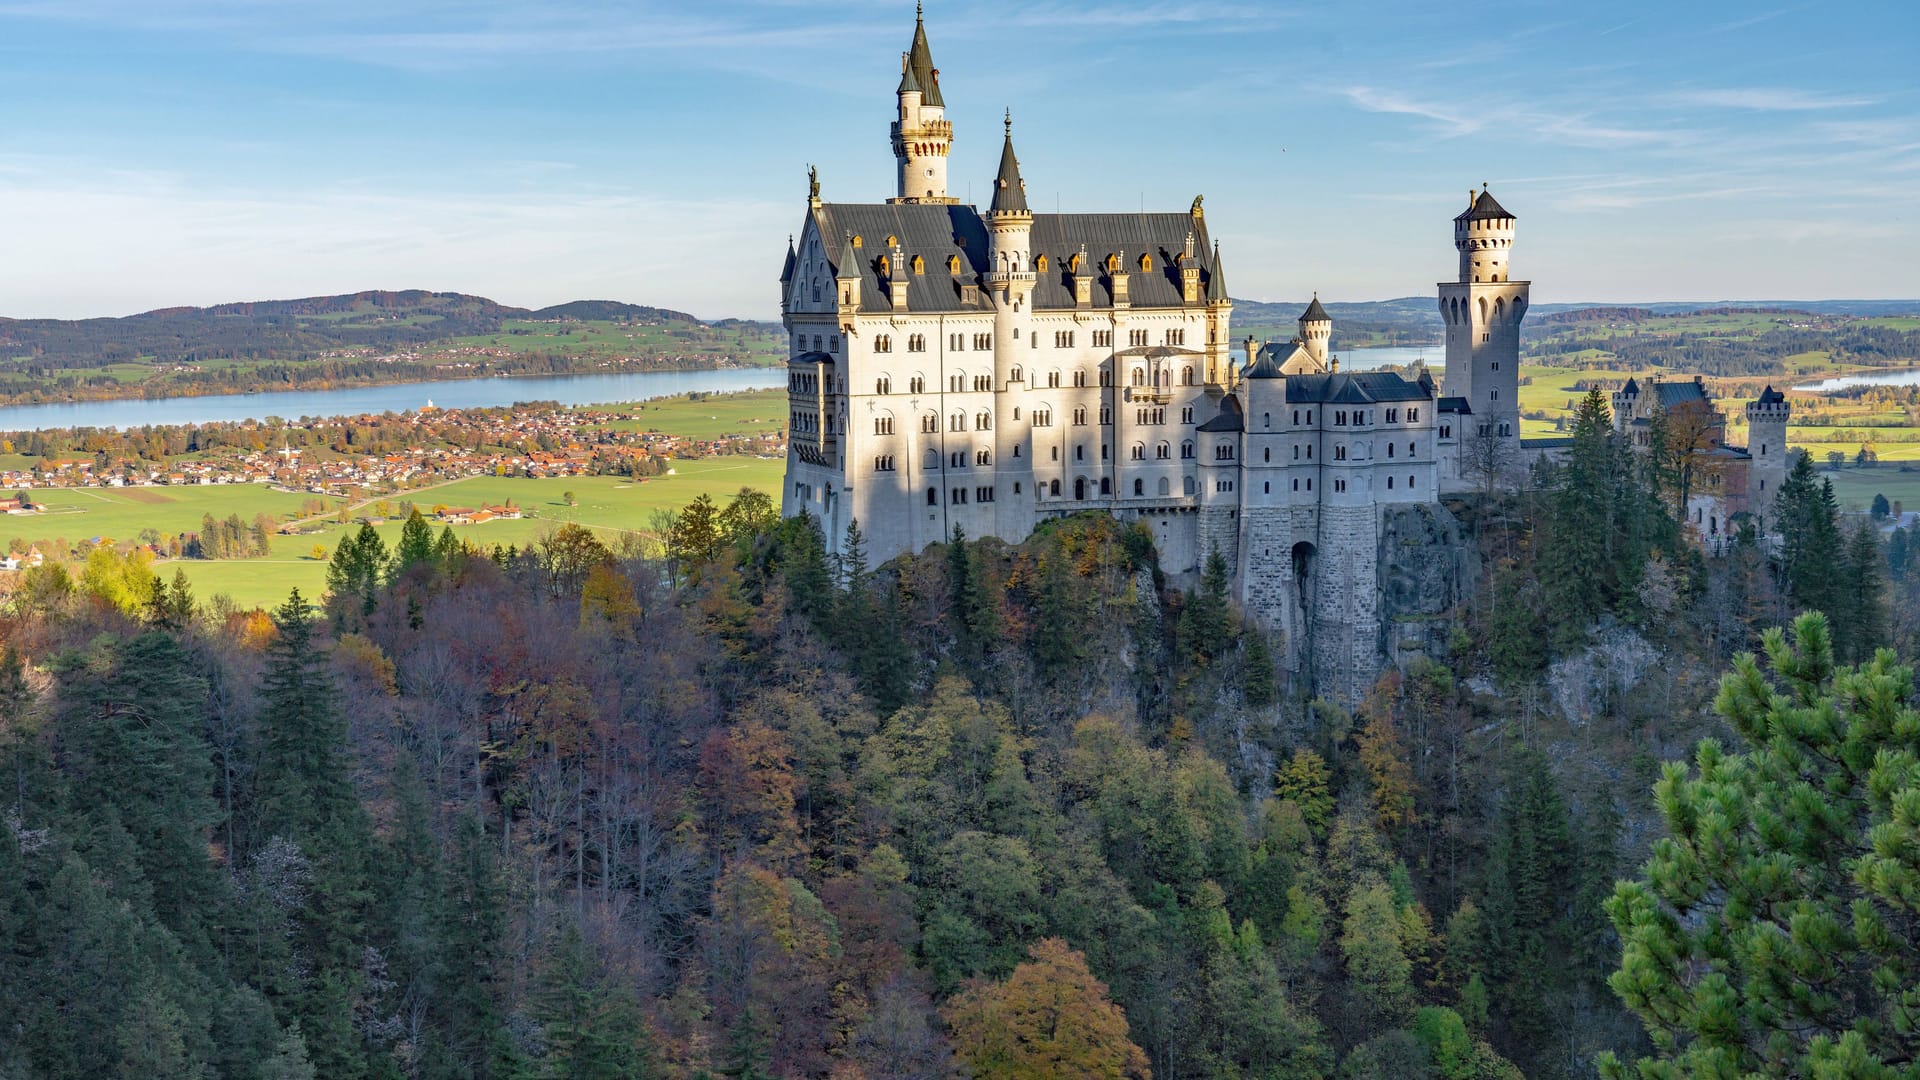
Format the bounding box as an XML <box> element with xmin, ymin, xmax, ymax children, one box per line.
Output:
<box><xmin>907</xmin><ymin>3</ymin><xmax>943</xmax><ymax>107</ymax></box>
<box><xmin>990</xmin><ymin>111</ymin><xmax>1028</xmax><ymax>215</ymax></box>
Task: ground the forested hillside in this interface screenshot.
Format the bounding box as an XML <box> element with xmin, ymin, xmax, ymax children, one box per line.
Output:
<box><xmin>2</xmin><ymin>390</ymin><xmax>1918</xmax><ymax>1078</ymax></box>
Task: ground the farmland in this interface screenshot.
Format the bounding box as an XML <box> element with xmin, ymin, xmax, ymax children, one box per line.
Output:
<box><xmin>1</xmin><ymin>455</ymin><xmax>784</xmax><ymax>608</ymax></box>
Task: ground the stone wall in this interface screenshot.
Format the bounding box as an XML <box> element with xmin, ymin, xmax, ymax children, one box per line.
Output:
<box><xmin>1311</xmin><ymin>505</ymin><xmax>1382</xmax><ymax>702</ymax></box>
<box><xmin>1376</xmin><ymin>503</ymin><xmax>1472</xmax><ymax>677</ymax></box>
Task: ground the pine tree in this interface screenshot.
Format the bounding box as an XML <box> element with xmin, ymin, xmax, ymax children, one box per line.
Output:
<box><xmin>1842</xmin><ymin>518</ymin><xmax>1888</xmax><ymax>663</ymax></box>
<box><xmin>1603</xmin><ymin>613</ymin><xmax>1920</xmax><ymax>1077</ymax></box>
<box><xmin>1180</xmin><ymin>545</ymin><xmax>1233</xmax><ymax>666</ymax></box>
<box><xmin>534</xmin><ymin>919</ymin><xmax>661</xmax><ymax>1079</ymax></box>
<box><xmin>392</xmin><ymin>508</ymin><xmax>436</xmax><ymax>580</ymax></box>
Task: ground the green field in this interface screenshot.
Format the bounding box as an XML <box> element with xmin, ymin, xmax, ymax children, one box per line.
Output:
<box><xmin>581</xmin><ymin>389</ymin><xmax>788</xmax><ymax>441</ymax></box>
<box><xmin>446</xmin><ymin>319</ymin><xmax>783</xmax><ymax>365</ymax></box>
<box><xmin>4</xmin><ymin>458</ymin><xmax>784</xmax><ymax>608</ymax></box>
<box><xmin>1822</xmin><ymin>466</ymin><xmax>1920</xmax><ymax>515</ymax></box>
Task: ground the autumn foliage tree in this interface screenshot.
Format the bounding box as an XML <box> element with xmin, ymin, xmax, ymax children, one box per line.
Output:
<box><xmin>943</xmin><ymin>938</ymin><xmax>1151</xmax><ymax>1080</ymax></box>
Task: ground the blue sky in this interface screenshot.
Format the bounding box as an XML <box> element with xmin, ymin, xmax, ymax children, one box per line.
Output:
<box><xmin>0</xmin><ymin>0</ymin><xmax>1915</xmax><ymax>319</ymax></box>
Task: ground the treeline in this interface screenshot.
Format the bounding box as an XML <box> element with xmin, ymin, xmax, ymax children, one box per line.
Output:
<box><xmin>192</xmin><ymin>512</ymin><xmax>276</xmax><ymax>560</ymax></box>
<box><xmin>4</xmin><ymin>432</ymin><xmax>1919</xmax><ymax>1076</ymax></box>
<box><xmin>1526</xmin><ymin>322</ymin><xmax>1920</xmax><ymax>376</ymax></box>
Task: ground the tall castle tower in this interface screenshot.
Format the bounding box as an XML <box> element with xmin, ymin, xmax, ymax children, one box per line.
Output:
<box><xmin>889</xmin><ymin>5</ymin><xmax>955</xmax><ymax>205</ymax></box>
<box><xmin>988</xmin><ymin>114</ymin><xmax>1037</xmax><ymax>539</ymax></box>
<box><xmin>1745</xmin><ymin>386</ymin><xmax>1791</xmax><ymax>529</ymax></box>
<box><xmin>1438</xmin><ymin>186</ymin><xmax>1528</xmax><ymax>453</ymax></box>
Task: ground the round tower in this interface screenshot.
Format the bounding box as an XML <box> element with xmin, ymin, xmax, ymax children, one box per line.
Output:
<box><xmin>987</xmin><ymin>113</ymin><xmax>1036</xmax><ymax>540</ymax></box>
<box><xmin>1298</xmin><ymin>294</ymin><xmax>1331</xmax><ymax>366</ymax></box>
<box><xmin>1745</xmin><ymin>386</ymin><xmax>1791</xmax><ymax>528</ymax></box>
<box><xmin>1455</xmin><ymin>185</ymin><xmax>1515</xmax><ymax>284</ymax></box>
<box><xmin>889</xmin><ymin>6</ymin><xmax>955</xmax><ymax>204</ymax></box>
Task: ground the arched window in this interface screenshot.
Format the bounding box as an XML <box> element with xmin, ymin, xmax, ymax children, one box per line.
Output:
<box><xmin>1105</xmin><ymin>253</ymin><xmax>1121</xmax><ymax>272</ymax></box>
<box><xmin>1158</xmin><ymin>476</ymin><xmax>1171</xmax><ymax>496</ymax></box>
<box><xmin>1130</xmin><ymin>443</ymin><xmax>1145</xmax><ymax>460</ymax></box>
<box><xmin>1050</xmin><ymin>479</ymin><xmax>1060</xmax><ymax>496</ymax></box>
<box><xmin>1181</xmin><ymin>441</ymin><xmax>1194</xmax><ymax>459</ymax></box>
<box><xmin>911</xmin><ymin>255</ymin><xmax>925</xmax><ymax>275</ymax></box>
<box><xmin>924</xmin><ymin>448</ymin><xmax>939</xmax><ymax>469</ymax></box>
<box><xmin>926</xmin><ymin>487</ymin><xmax>937</xmax><ymax>506</ymax></box>
<box><xmin>1184</xmin><ymin>476</ymin><xmax>1196</xmax><ymax>495</ymax></box>
<box><xmin>1131</xmin><ymin>368</ymin><xmax>1145</xmax><ymax>387</ymax></box>
<box><xmin>1138</xmin><ymin>253</ymin><xmax>1153</xmax><ymax>272</ymax></box>
<box><xmin>1134</xmin><ymin>478</ymin><xmax>1145</xmax><ymax>496</ymax></box>
<box><xmin>1035</xmin><ymin>254</ymin><xmax>1049</xmax><ymax>273</ymax></box>
<box><xmin>885</xmin><ymin>234</ymin><xmax>898</xmax><ymax>248</ymax></box>
<box><xmin>876</xmin><ymin>376</ymin><xmax>891</xmax><ymax>394</ymax></box>
<box><xmin>948</xmin><ymin>255</ymin><xmax>962</xmax><ymax>274</ymax></box>
<box><xmin>976</xmin><ymin>412</ymin><xmax>991</xmax><ymax>431</ymax></box>
<box><xmin>1156</xmin><ymin>442</ymin><xmax>1170</xmax><ymax>459</ymax></box>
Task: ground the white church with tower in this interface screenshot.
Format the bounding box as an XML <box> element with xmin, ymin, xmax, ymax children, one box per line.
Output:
<box><xmin>778</xmin><ymin>7</ymin><xmax>1536</xmax><ymax>695</ymax></box>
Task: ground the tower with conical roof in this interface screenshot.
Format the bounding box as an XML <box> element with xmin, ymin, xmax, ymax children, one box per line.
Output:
<box><xmin>1438</xmin><ymin>185</ymin><xmax>1529</xmax><ymax>470</ymax></box>
<box><xmin>890</xmin><ymin>4</ymin><xmax>955</xmax><ymax>204</ymax></box>
<box><xmin>1299</xmin><ymin>294</ymin><xmax>1331</xmax><ymax>367</ymax></box>
<box><xmin>987</xmin><ymin>112</ymin><xmax>1036</xmax><ymax>539</ymax></box>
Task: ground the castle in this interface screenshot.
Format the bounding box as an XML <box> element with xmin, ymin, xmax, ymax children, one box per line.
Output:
<box><xmin>778</xmin><ymin>9</ymin><xmax>1539</xmax><ymax>696</ymax></box>
<box><xmin>1612</xmin><ymin>377</ymin><xmax>1791</xmax><ymax>551</ymax></box>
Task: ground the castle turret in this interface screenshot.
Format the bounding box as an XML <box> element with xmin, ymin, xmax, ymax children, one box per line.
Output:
<box><xmin>1298</xmin><ymin>294</ymin><xmax>1331</xmax><ymax>367</ymax></box>
<box><xmin>987</xmin><ymin>113</ymin><xmax>1036</xmax><ymax>540</ymax></box>
<box><xmin>1745</xmin><ymin>386</ymin><xmax>1791</xmax><ymax>529</ymax></box>
<box><xmin>889</xmin><ymin>5</ymin><xmax>955</xmax><ymax>204</ymax></box>
<box><xmin>835</xmin><ymin>233</ymin><xmax>862</xmax><ymax>314</ymax></box>
<box><xmin>1438</xmin><ymin>185</ymin><xmax>1528</xmax><ymax>455</ymax></box>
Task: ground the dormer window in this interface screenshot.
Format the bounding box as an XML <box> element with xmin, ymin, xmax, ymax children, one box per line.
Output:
<box><xmin>911</xmin><ymin>255</ymin><xmax>925</xmax><ymax>275</ymax></box>
<box><xmin>1138</xmin><ymin>254</ymin><xmax>1153</xmax><ymax>272</ymax></box>
<box><xmin>948</xmin><ymin>254</ymin><xmax>962</xmax><ymax>274</ymax></box>
<box><xmin>1035</xmin><ymin>254</ymin><xmax>1049</xmax><ymax>273</ymax></box>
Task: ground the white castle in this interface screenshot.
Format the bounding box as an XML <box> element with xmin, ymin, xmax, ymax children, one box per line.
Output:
<box><xmin>779</xmin><ymin>9</ymin><xmax>1535</xmax><ymax>693</ymax></box>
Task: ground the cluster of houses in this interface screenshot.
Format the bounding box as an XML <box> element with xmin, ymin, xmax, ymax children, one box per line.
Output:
<box><xmin>0</xmin><ymin>402</ymin><xmax>785</xmax><ymax>497</ymax></box>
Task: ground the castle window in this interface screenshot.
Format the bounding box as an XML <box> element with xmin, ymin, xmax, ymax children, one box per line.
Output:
<box><xmin>1105</xmin><ymin>253</ymin><xmax>1120</xmax><ymax>272</ymax></box>
<box><xmin>950</xmin><ymin>412</ymin><xmax>965</xmax><ymax>431</ymax></box>
<box><xmin>1131</xmin><ymin>368</ymin><xmax>1145</xmax><ymax>387</ymax></box>
<box><xmin>1049</xmin><ymin>370</ymin><xmax>1061</xmax><ymax>388</ymax></box>
<box><xmin>1073</xmin><ymin>407</ymin><xmax>1086</xmax><ymax>426</ymax></box>
<box><xmin>953</xmin><ymin>488</ymin><xmax>965</xmax><ymax>504</ymax></box>
<box><xmin>1408</xmin><ymin>474</ymin><xmax>1415</xmax><ymax>489</ymax></box>
<box><xmin>1408</xmin><ymin>408</ymin><xmax>1418</xmax><ymax>422</ymax></box>
<box><xmin>1307</xmin><ymin>445</ymin><xmax>1312</xmax><ymax>459</ymax></box>
<box><xmin>927</xmin><ymin>487</ymin><xmax>938</xmax><ymax>505</ymax></box>
<box><xmin>1185</xmin><ymin>476</ymin><xmax>1196</xmax><ymax>495</ymax></box>
<box><xmin>1011</xmin><ymin>366</ymin><xmax>1023</xmax><ymax>383</ymax></box>
<box><xmin>1408</xmin><ymin>443</ymin><xmax>1416</xmax><ymax>457</ymax></box>
<box><xmin>1264</xmin><ymin>481</ymin><xmax>1270</xmax><ymax>494</ymax></box>
<box><xmin>1134</xmin><ymin>478</ymin><xmax>1144</xmax><ymax>496</ymax></box>
<box><xmin>1387</xmin><ymin>476</ymin><xmax>1394</xmax><ymax>489</ymax></box>
<box><xmin>1101</xmin><ymin>477</ymin><xmax>1112</xmax><ymax>495</ymax></box>
<box><xmin>874</xmin><ymin>416</ymin><xmax>894</xmax><ymax>435</ymax></box>
<box><xmin>1490</xmin><ymin>389</ymin><xmax>1499</xmax><ymax>401</ymax></box>
<box><xmin>1034</xmin><ymin>408</ymin><xmax>1053</xmax><ymax>427</ymax></box>
<box><xmin>1292</xmin><ymin>478</ymin><xmax>1299</xmax><ymax>491</ymax></box>
<box><xmin>1184</xmin><ymin>407</ymin><xmax>1194</xmax><ymax>424</ymax></box>
<box><xmin>1050</xmin><ymin>479</ymin><xmax>1061</xmax><ymax>496</ymax></box>
<box><xmin>912</xmin><ymin>255</ymin><xmax>924</xmax><ymax>275</ymax></box>
<box><xmin>1182</xmin><ymin>441</ymin><xmax>1194</xmax><ymax>459</ymax></box>
<box><xmin>1387</xmin><ymin>443</ymin><xmax>1395</xmax><ymax>458</ymax></box>
<box><xmin>1491</xmin><ymin>362</ymin><xmax>1500</xmax><ymax>371</ymax></box>
<box><xmin>922</xmin><ymin>413</ymin><xmax>937</xmax><ymax>433</ymax></box>
<box><xmin>1139</xmin><ymin>253</ymin><xmax>1152</xmax><ymax>272</ymax></box>
<box><xmin>1076</xmin><ymin>445</ymin><xmax>1084</xmax><ymax>460</ymax></box>
<box><xmin>909</xmin><ymin>334</ymin><xmax>926</xmax><ymax>352</ymax></box>
<box><xmin>876</xmin><ymin>455</ymin><xmax>896</xmax><ymax>471</ymax></box>
<box><xmin>885</xmin><ymin>235</ymin><xmax>897</xmax><ymax>248</ymax></box>
<box><xmin>976</xmin><ymin>412</ymin><xmax>991</xmax><ymax>430</ymax></box>
<box><xmin>877</xmin><ymin>376</ymin><xmax>891</xmax><ymax>394</ymax></box>
<box><xmin>1100</xmin><ymin>407</ymin><xmax>1112</xmax><ymax>425</ymax></box>
<box><xmin>911</xmin><ymin>376</ymin><xmax>925</xmax><ymax>393</ymax></box>
<box><xmin>1035</xmin><ymin>254</ymin><xmax>1049</xmax><ymax>273</ymax></box>
<box><xmin>948</xmin><ymin>255</ymin><xmax>962</xmax><ymax>274</ymax></box>
<box><xmin>1335</xmin><ymin>445</ymin><xmax>1346</xmax><ymax>461</ymax></box>
<box><xmin>1131</xmin><ymin>444</ymin><xmax>1145</xmax><ymax>461</ymax></box>
<box><xmin>1264</xmin><ymin>446</ymin><xmax>1271</xmax><ymax>462</ymax></box>
<box><xmin>1129</xmin><ymin>330</ymin><xmax>1149</xmax><ymax>347</ymax></box>
<box><xmin>976</xmin><ymin>450</ymin><xmax>991</xmax><ymax>465</ymax></box>
<box><xmin>1093</xmin><ymin>330</ymin><xmax>1112</xmax><ymax>348</ymax></box>
<box><xmin>974</xmin><ymin>375</ymin><xmax>990</xmax><ymax>391</ymax></box>
<box><xmin>1157</xmin><ymin>442</ymin><xmax>1170</xmax><ymax>459</ymax></box>
<box><xmin>1441</xmin><ymin>424</ymin><xmax>1451</xmax><ymax>438</ymax></box>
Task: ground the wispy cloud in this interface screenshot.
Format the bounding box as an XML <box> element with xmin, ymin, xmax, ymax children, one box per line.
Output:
<box><xmin>1661</xmin><ymin>87</ymin><xmax>1881</xmax><ymax>111</ymax></box>
<box><xmin>1339</xmin><ymin>87</ymin><xmax>1481</xmax><ymax>136</ymax></box>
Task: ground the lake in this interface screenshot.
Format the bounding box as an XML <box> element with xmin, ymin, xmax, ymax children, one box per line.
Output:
<box><xmin>1793</xmin><ymin>369</ymin><xmax>1920</xmax><ymax>393</ymax></box>
<box><xmin>0</xmin><ymin>346</ymin><xmax>1445</xmax><ymax>432</ymax></box>
<box><xmin>0</xmin><ymin>368</ymin><xmax>779</xmax><ymax>432</ymax></box>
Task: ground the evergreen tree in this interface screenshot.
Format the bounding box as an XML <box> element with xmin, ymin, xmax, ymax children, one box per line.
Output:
<box><xmin>1842</xmin><ymin>518</ymin><xmax>1888</xmax><ymax>663</ymax></box>
<box><xmin>1603</xmin><ymin>613</ymin><xmax>1920</xmax><ymax>1077</ymax></box>
<box><xmin>252</xmin><ymin>589</ymin><xmax>374</xmax><ymax>1077</ymax></box>
<box><xmin>534</xmin><ymin>920</ymin><xmax>661</xmax><ymax>1079</ymax></box>
<box><xmin>324</xmin><ymin>524</ymin><xmax>388</xmax><ymax>625</ymax></box>
<box><xmin>1775</xmin><ymin>451</ymin><xmax>1844</xmax><ymax>624</ymax></box>
<box><xmin>1180</xmin><ymin>545</ymin><xmax>1233</xmax><ymax>666</ymax></box>
<box><xmin>433</xmin><ymin>524</ymin><xmax>462</xmax><ymax>571</ymax></box>
<box><xmin>392</xmin><ymin>508</ymin><xmax>436</xmax><ymax>580</ymax></box>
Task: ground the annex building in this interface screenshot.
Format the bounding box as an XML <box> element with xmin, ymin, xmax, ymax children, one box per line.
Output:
<box><xmin>778</xmin><ymin>9</ymin><xmax>1538</xmax><ymax>695</ymax></box>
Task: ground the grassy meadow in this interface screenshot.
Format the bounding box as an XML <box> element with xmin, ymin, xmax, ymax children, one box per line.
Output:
<box><xmin>580</xmin><ymin>389</ymin><xmax>788</xmax><ymax>441</ymax></box>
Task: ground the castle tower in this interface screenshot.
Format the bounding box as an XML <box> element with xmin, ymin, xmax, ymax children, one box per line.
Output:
<box><xmin>1745</xmin><ymin>386</ymin><xmax>1791</xmax><ymax>529</ymax></box>
<box><xmin>889</xmin><ymin>6</ymin><xmax>956</xmax><ymax>205</ymax></box>
<box><xmin>987</xmin><ymin>113</ymin><xmax>1037</xmax><ymax>540</ymax></box>
<box><xmin>1438</xmin><ymin>186</ymin><xmax>1529</xmax><ymax>455</ymax></box>
<box><xmin>1299</xmin><ymin>294</ymin><xmax>1331</xmax><ymax>367</ymax></box>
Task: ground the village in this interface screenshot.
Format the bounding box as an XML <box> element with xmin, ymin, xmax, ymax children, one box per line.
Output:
<box><xmin>0</xmin><ymin>397</ymin><xmax>786</xmax><ymax>499</ymax></box>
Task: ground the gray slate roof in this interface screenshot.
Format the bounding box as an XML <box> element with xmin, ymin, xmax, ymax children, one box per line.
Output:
<box><xmin>908</xmin><ymin>13</ymin><xmax>943</xmax><ymax>108</ymax></box>
<box><xmin>1456</xmin><ymin>188</ymin><xmax>1514</xmax><ymax>222</ymax></box>
<box><xmin>1438</xmin><ymin>396</ymin><xmax>1471</xmax><ymax>414</ymax></box>
<box><xmin>1206</xmin><ymin>244</ymin><xmax>1228</xmax><ymax>302</ymax></box>
<box><xmin>1300</xmin><ymin>296</ymin><xmax>1329</xmax><ymax>323</ymax></box>
<box><xmin>1621</xmin><ymin>376</ymin><xmax>1641</xmax><ymax>395</ymax></box>
<box><xmin>1756</xmin><ymin>385</ymin><xmax>1785</xmax><ymax>405</ymax></box>
<box><xmin>1284</xmin><ymin>371</ymin><xmax>1432</xmax><ymax>404</ymax></box>
<box><xmin>1197</xmin><ymin>395</ymin><xmax>1244</xmax><ymax>432</ymax></box>
<box><xmin>787</xmin><ymin>350</ymin><xmax>836</xmax><ymax>367</ymax></box>
<box><xmin>812</xmin><ymin>203</ymin><xmax>1221</xmax><ymax>313</ymax></box>
<box><xmin>1652</xmin><ymin>380</ymin><xmax>1710</xmax><ymax>409</ymax></box>
<box><xmin>991</xmin><ymin>132</ymin><xmax>1028</xmax><ymax>214</ymax></box>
